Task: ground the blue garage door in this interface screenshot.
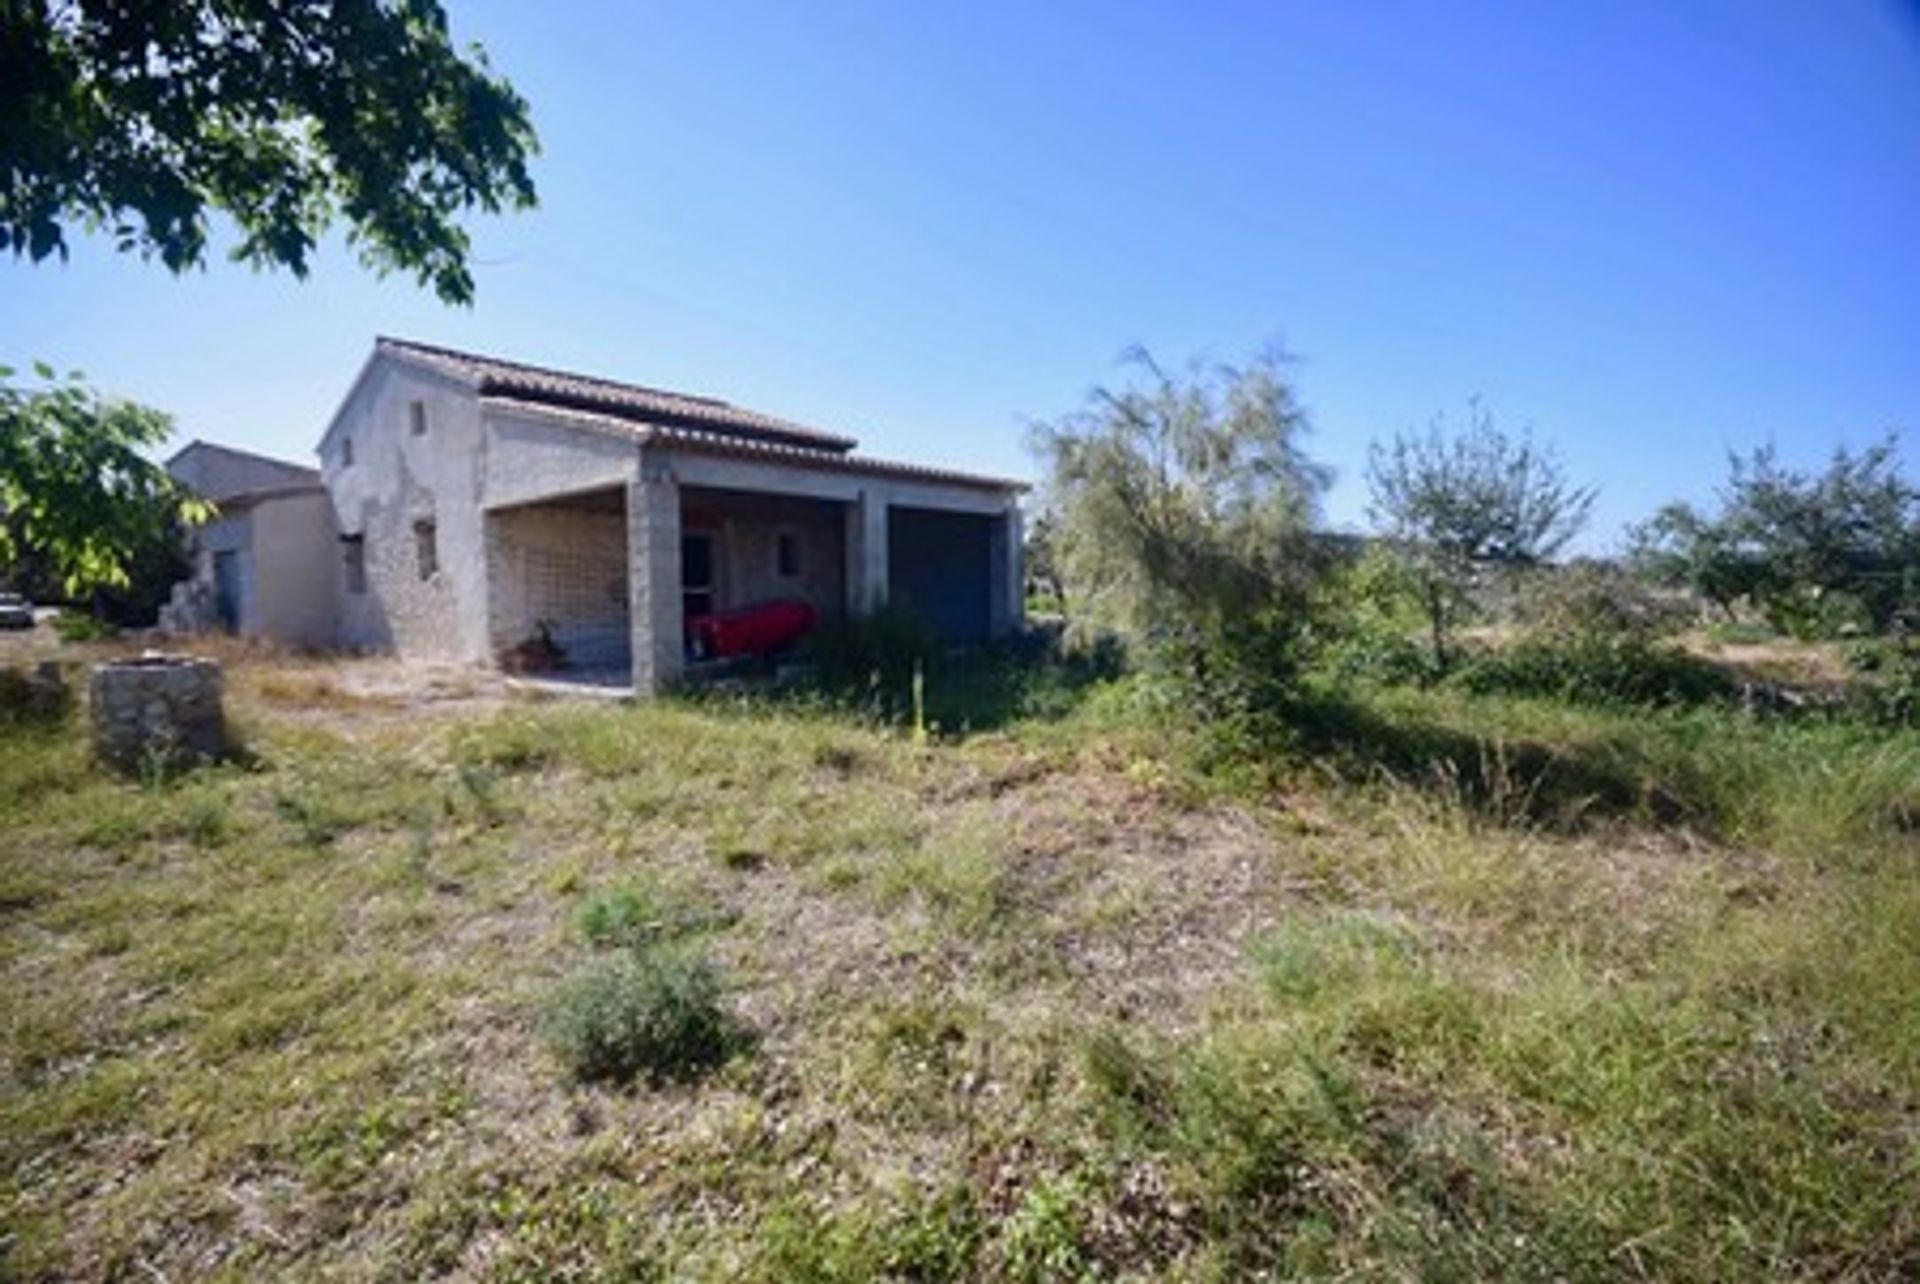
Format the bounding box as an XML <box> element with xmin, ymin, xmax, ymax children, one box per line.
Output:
<box><xmin>887</xmin><ymin>507</ymin><xmax>990</xmax><ymax>644</ymax></box>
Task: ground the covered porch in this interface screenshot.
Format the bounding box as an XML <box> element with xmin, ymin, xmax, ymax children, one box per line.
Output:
<box><xmin>481</xmin><ymin>457</ymin><xmax>1021</xmax><ymax>695</ymax></box>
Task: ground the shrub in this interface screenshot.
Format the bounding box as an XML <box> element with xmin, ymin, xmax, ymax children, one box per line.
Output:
<box><xmin>1843</xmin><ymin>638</ymin><xmax>1920</xmax><ymax>728</ymax></box>
<box><xmin>1451</xmin><ymin>633</ymin><xmax>1735</xmax><ymax>709</ymax></box>
<box><xmin>543</xmin><ymin>949</ymin><xmax>738</xmax><ymax>1085</ymax></box>
<box><xmin>1131</xmin><ymin>602</ymin><xmax>1321</xmax><ymax>760</ymax></box>
<box><xmin>1315</xmin><ymin>627</ymin><xmax>1435</xmax><ymax>688</ymax></box>
<box><xmin>1509</xmin><ymin>559</ymin><xmax>1692</xmax><ymax>642</ymax></box>
<box><xmin>53</xmin><ymin>611</ymin><xmax>118</xmax><ymax>642</ymax></box>
<box><xmin>578</xmin><ymin>885</ymin><xmax>670</xmax><ymax>951</ymax></box>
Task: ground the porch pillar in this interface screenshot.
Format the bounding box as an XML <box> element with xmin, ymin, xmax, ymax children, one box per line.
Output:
<box><xmin>628</xmin><ymin>465</ymin><xmax>683</xmax><ymax>694</ymax></box>
<box><xmin>846</xmin><ymin>487</ymin><xmax>890</xmax><ymax>615</ymax></box>
<box><xmin>988</xmin><ymin>502</ymin><xmax>1024</xmax><ymax>638</ymax></box>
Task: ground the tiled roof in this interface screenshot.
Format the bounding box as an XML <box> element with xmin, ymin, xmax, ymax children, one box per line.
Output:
<box><xmin>165</xmin><ymin>439</ymin><xmax>323</xmax><ymax>502</ymax></box>
<box><xmin>378</xmin><ymin>336</ymin><xmax>860</xmax><ymax>454</ymax></box>
<box><xmin>480</xmin><ymin>394</ymin><xmax>1027</xmax><ymax>493</ymax></box>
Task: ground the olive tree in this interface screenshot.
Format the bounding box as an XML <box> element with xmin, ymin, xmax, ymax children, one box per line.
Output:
<box><xmin>1631</xmin><ymin>435</ymin><xmax>1918</xmax><ymax>636</ymax></box>
<box><xmin>1366</xmin><ymin>402</ymin><xmax>1595</xmax><ymax>668</ymax></box>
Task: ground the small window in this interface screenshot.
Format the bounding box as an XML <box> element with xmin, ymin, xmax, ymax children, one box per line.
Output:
<box><xmin>341</xmin><ymin>535</ymin><xmax>366</xmax><ymax>594</ymax></box>
<box><xmin>775</xmin><ymin>530</ymin><xmax>801</xmax><ymax>579</ymax></box>
<box><xmin>340</xmin><ymin>436</ymin><xmax>354</xmax><ymax>467</ymax></box>
<box><xmin>413</xmin><ymin>519</ymin><xmax>439</xmax><ymax>580</ymax></box>
<box><xmin>409</xmin><ymin>400</ymin><xmax>428</xmax><ymax>436</ymax></box>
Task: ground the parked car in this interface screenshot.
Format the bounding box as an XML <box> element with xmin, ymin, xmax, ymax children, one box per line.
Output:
<box><xmin>0</xmin><ymin>592</ymin><xmax>35</xmax><ymax>630</ymax></box>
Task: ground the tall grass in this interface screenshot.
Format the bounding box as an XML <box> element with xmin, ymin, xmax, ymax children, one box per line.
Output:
<box><xmin>1291</xmin><ymin>681</ymin><xmax>1920</xmax><ymax>860</ymax></box>
<box><xmin>1082</xmin><ymin>883</ymin><xmax>1919</xmax><ymax>1279</ymax></box>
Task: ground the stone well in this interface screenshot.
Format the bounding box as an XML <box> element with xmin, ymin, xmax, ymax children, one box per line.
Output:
<box><xmin>90</xmin><ymin>654</ymin><xmax>227</xmax><ymax>771</ymax></box>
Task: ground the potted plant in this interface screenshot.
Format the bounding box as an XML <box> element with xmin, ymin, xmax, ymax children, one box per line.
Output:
<box><xmin>505</xmin><ymin>618</ymin><xmax>567</xmax><ymax>673</ymax></box>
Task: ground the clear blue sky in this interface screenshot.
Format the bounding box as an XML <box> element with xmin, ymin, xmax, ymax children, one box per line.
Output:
<box><xmin>5</xmin><ymin>0</ymin><xmax>1917</xmax><ymax>550</ymax></box>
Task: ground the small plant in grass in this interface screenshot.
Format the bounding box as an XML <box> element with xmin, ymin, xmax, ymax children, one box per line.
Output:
<box><xmin>577</xmin><ymin>882</ymin><xmax>732</xmax><ymax>949</ymax></box>
<box><xmin>543</xmin><ymin>948</ymin><xmax>739</xmax><ymax>1085</ymax></box>
<box><xmin>1000</xmin><ymin>1173</ymin><xmax>1096</xmax><ymax>1282</ymax></box>
<box><xmin>577</xmin><ymin>884</ymin><xmax>671</xmax><ymax>951</ymax></box>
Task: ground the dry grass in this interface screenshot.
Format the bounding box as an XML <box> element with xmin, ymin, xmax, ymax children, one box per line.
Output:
<box><xmin>2</xmin><ymin>649</ymin><xmax>1915</xmax><ymax>1280</ymax></box>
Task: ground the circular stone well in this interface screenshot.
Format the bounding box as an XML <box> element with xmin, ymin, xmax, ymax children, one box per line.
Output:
<box><xmin>90</xmin><ymin>654</ymin><xmax>227</xmax><ymax>771</ymax></box>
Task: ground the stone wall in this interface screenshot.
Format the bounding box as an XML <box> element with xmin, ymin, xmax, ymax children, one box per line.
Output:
<box><xmin>90</xmin><ymin>656</ymin><xmax>225</xmax><ymax>771</ymax></box>
<box><xmin>321</xmin><ymin>357</ymin><xmax>489</xmax><ymax>662</ymax></box>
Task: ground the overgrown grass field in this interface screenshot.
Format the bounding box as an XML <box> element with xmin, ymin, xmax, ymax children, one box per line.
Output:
<box><xmin>2</xmin><ymin>652</ymin><xmax>1916</xmax><ymax>1280</ymax></box>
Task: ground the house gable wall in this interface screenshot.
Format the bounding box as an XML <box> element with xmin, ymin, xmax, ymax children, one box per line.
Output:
<box><xmin>320</xmin><ymin>354</ymin><xmax>489</xmax><ymax>661</ymax></box>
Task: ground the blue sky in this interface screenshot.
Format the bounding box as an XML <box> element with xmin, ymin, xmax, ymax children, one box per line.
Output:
<box><xmin>4</xmin><ymin>0</ymin><xmax>1917</xmax><ymax>550</ymax></box>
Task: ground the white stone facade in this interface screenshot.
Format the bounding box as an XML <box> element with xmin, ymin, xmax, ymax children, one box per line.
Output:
<box><xmin>181</xmin><ymin>338</ymin><xmax>1030</xmax><ymax>693</ymax></box>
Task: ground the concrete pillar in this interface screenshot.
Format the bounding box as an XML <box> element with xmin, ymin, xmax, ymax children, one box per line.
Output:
<box><xmin>847</xmin><ymin>487</ymin><xmax>890</xmax><ymax>615</ymax></box>
<box><xmin>628</xmin><ymin>465</ymin><xmax>684</xmax><ymax>694</ymax></box>
<box><xmin>988</xmin><ymin>502</ymin><xmax>1024</xmax><ymax>639</ymax></box>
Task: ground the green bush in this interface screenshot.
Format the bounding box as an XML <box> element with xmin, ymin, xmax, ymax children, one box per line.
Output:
<box><xmin>1310</xmin><ymin>545</ymin><xmax>1438</xmax><ymax>687</ymax></box>
<box><xmin>1451</xmin><ymin>633</ymin><xmax>1735</xmax><ymax>710</ymax></box>
<box><xmin>53</xmin><ymin>611</ymin><xmax>118</xmax><ymax>642</ymax></box>
<box><xmin>1843</xmin><ymin>638</ymin><xmax>1920</xmax><ymax>728</ymax></box>
<box><xmin>1510</xmin><ymin>559</ymin><xmax>1692</xmax><ymax>641</ymax></box>
<box><xmin>543</xmin><ymin>949</ymin><xmax>738</xmax><ymax>1085</ymax></box>
<box><xmin>1138</xmin><ymin>603</ymin><xmax>1319</xmax><ymax>756</ymax></box>
<box><xmin>578</xmin><ymin>884</ymin><xmax>670</xmax><ymax>951</ymax></box>
<box><xmin>1315</xmin><ymin>627</ymin><xmax>1435</xmax><ymax>688</ymax></box>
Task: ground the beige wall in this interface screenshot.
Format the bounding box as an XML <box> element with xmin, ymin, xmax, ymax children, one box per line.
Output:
<box><xmin>248</xmin><ymin>491</ymin><xmax>341</xmax><ymax>649</ymax></box>
<box><xmin>174</xmin><ymin>492</ymin><xmax>337</xmax><ymax>647</ymax></box>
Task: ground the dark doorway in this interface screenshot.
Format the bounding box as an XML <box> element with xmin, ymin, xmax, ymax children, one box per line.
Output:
<box><xmin>682</xmin><ymin>532</ymin><xmax>715</xmax><ymax>621</ymax></box>
<box><xmin>212</xmin><ymin>551</ymin><xmax>241</xmax><ymax>633</ymax></box>
<box><xmin>888</xmin><ymin>507</ymin><xmax>991</xmax><ymax>643</ymax></box>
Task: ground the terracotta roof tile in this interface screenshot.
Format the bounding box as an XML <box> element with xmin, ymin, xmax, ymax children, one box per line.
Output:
<box><xmin>378</xmin><ymin>336</ymin><xmax>860</xmax><ymax>454</ymax></box>
<box><xmin>479</xmin><ymin>394</ymin><xmax>1026</xmax><ymax>493</ymax></box>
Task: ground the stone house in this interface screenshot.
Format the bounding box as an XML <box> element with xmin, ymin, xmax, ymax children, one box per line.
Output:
<box><xmin>172</xmin><ymin>338</ymin><xmax>1026</xmax><ymax>692</ymax></box>
<box><xmin>160</xmin><ymin>441</ymin><xmax>339</xmax><ymax>647</ymax></box>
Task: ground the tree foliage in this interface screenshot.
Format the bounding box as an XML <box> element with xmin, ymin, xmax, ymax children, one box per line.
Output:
<box><xmin>1</xmin><ymin>0</ymin><xmax>538</xmax><ymax>304</ymax></box>
<box><xmin>1032</xmin><ymin>345</ymin><xmax>1327</xmax><ymax>634</ymax></box>
<box><xmin>0</xmin><ymin>365</ymin><xmax>210</xmax><ymax>598</ymax></box>
<box><xmin>1631</xmin><ymin>435</ymin><xmax>1919</xmax><ymax>636</ymax></box>
<box><xmin>1030</xmin><ymin>344</ymin><xmax>1329</xmax><ymax>717</ymax></box>
<box><xmin>1366</xmin><ymin>401</ymin><xmax>1595</xmax><ymax>667</ymax></box>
